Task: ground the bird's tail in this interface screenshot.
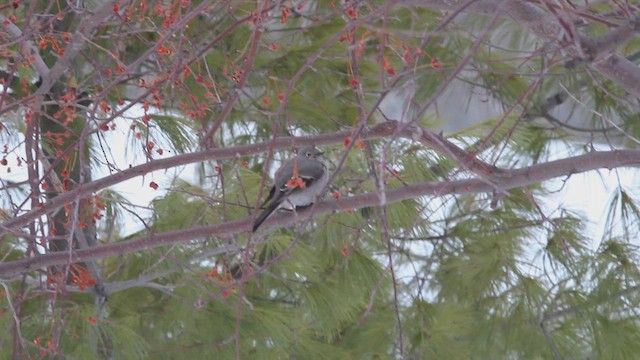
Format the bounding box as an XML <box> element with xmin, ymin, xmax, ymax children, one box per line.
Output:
<box><xmin>252</xmin><ymin>201</ymin><xmax>280</xmax><ymax>232</ymax></box>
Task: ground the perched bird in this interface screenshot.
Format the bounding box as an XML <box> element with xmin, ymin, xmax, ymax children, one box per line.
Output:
<box><xmin>252</xmin><ymin>146</ymin><xmax>328</xmax><ymax>232</ymax></box>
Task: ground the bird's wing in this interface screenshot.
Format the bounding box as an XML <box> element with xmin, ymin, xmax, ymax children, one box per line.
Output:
<box><xmin>298</xmin><ymin>159</ymin><xmax>325</xmax><ymax>180</ymax></box>
<box><xmin>274</xmin><ymin>158</ymin><xmax>295</xmax><ymax>188</ymax></box>
<box><xmin>259</xmin><ymin>185</ymin><xmax>277</xmax><ymax>208</ymax></box>
<box><xmin>252</xmin><ymin>197</ymin><xmax>281</xmax><ymax>232</ymax></box>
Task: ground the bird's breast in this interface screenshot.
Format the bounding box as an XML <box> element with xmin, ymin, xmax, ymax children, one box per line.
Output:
<box><xmin>285</xmin><ymin>169</ymin><xmax>328</xmax><ymax>207</ymax></box>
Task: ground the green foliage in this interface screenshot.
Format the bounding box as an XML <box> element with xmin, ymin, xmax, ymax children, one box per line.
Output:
<box><xmin>151</xmin><ymin>191</ymin><xmax>210</xmax><ymax>232</ymax></box>
<box><xmin>4</xmin><ymin>1</ymin><xmax>640</xmax><ymax>359</ymax></box>
<box><xmin>150</xmin><ymin>114</ymin><xmax>195</xmax><ymax>153</ymax></box>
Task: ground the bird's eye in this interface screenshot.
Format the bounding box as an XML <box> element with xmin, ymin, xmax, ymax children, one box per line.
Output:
<box><xmin>306</xmin><ymin>152</ymin><xmax>311</xmax><ymax>157</ymax></box>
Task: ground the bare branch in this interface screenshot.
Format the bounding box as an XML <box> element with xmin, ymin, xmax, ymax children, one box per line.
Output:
<box><xmin>1</xmin><ymin>148</ymin><xmax>639</xmax><ymax>278</ymax></box>
<box><xmin>415</xmin><ymin>0</ymin><xmax>640</xmax><ymax>98</ymax></box>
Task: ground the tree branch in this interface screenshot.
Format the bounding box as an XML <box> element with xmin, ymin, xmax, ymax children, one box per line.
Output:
<box><xmin>414</xmin><ymin>0</ymin><xmax>640</xmax><ymax>98</ymax></box>
<box><xmin>33</xmin><ymin>2</ymin><xmax>116</xmax><ymax>96</ymax></box>
<box><xmin>1</xmin><ymin>148</ymin><xmax>639</xmax><ymax>278</ymax></box>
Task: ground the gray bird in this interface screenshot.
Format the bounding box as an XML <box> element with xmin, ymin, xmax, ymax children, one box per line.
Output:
<box><xmin>252</xmin><ymin>146</ymin><xmax>328</xmax><ymax>232</ymax></box>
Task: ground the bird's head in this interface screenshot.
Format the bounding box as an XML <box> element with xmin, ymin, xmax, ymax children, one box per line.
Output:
<box><xmin>298</xmin><ymin>145</ymin><xmax>324</xmax><ymax>160</ymax></box>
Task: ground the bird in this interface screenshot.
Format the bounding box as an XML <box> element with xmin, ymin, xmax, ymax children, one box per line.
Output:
<box><xmin>252</xmin><ymin>145</ymin><xmax>328</xmax><ymax>232</ymax></box>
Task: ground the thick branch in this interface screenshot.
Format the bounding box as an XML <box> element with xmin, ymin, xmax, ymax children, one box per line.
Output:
<box><xmin>34</xmin><ymin>2</ymin><xmax>116</xmax><ymax>96</ymax></box>
<box><xmin>0</xmin><ymin>14</ymin><xmax>50</xmax><ymax>78</ymax></box>
<box><xmin>414</xmin><ymin>0</ymin><xmax>640</xmax><ymax>98</ymax></box>
<box><xmin>580</xmin><ymin>19</ymin><xmax>640</xmax><ymax>60</ymax></box>
<box><xmin>1</xmin><ymin>149</ymin><xmax>639</xmax><ymax>278</ymax></box>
